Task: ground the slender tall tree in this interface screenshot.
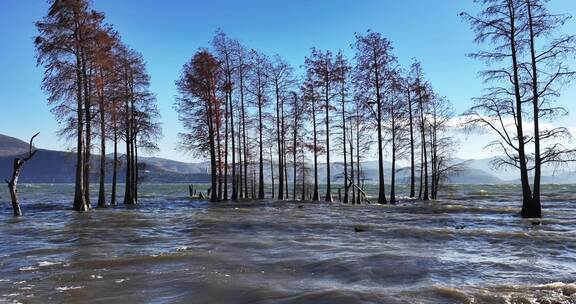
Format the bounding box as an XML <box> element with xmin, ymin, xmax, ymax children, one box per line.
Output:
<box><xmin>302</xmin><ymin>73</ymin><xmax>321</xmax><ymax>201</ymax></box>
<box><xmin>35</xmin><ymin>0</ymin><xmax>103</xmax><ymax>212</ymax></box>
<box><xmin>353</xmin><ymin>30</ymin><xmax>396</xmax><ymax>204</ymax></box>
<box><xmin>334</xmin><ymin>51</ymin><xmax>351</xmax><ymax>203</ymax></box>
<box><xmin>305</xmin><ymin>49</ymin><xmax>337</xmax><ymax>202</ymax></box>
<box><xmin>176</xmin><ymin>50</ymin><xmax>222</xmax><ymax>202</ymax></box>
<box><xmin>461</xmin><ymin>0</ymin><xmax>575</xmax><ymax>217</ymax></box>
<box><xmin>247</xmin><ymin>50</ymin><xmax>270</xmax><ymax>199</ymax></box>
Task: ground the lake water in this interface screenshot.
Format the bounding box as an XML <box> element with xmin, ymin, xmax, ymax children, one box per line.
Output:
<box><xmin>0</xmin><ymin>184</ymin><xmax>575</xmax><ymax>303</ymax></box>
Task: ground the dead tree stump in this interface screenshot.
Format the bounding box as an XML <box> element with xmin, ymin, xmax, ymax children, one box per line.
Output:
<box><xmin>5</xmin><ymin>133</ymin><xmax>39</xmax><ymax>216</ymax></box>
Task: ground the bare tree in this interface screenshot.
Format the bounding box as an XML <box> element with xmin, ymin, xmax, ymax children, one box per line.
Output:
<box><xmin>35</xmin><ymin>0</ymin><xmax>102</xmax><ymax>211</ymax></box>
<box><xmin>384</xmin><ymin>70</ymin><xmax>410</xmax><ymax>204</ymax></box>
<box><xmin>176</xmin><ymin>50</ymin><xmax>222</xmax><ymax>202</ymax></box>
<box><xmin>353</xmin><ymin>30</ymin><xmax>397</xmax><ymax>204</ymax></box>
<box><xmin>334</xmin><ymin>51</ymin><xmax>351</xmax><ymax>203</ymax></box>
<box><xmin>270</xmin><ymin>55</ymin><xmax>294</xmax><ymax>200</ymax></box>
<box><xmin>247</xmin><ymin>50</ymin><xmax>271</xmax><ymax>199</ymax></box>
<box><xmin>461</xmin><ymin>0</ymin><xmax>576</xmax><ymax>217</ymax></box>
<box><xmin>305</xmin><ymin>48</ymin><xmax>338</xmax><ymax>202</ymax></box>
<box><xmin>302</xmin><ymin>72</ymin><xmax>322</xmax><ymax>201</ymax></box>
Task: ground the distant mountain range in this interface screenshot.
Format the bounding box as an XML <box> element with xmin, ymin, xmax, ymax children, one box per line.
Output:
<box><xmin>1</xmin><ymin>133</ymin><xmax>575</xmax><ymax>184</ymax></box>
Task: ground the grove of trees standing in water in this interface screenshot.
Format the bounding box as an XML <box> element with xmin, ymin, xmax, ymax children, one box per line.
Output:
<box><xmin>35</xmin><ymin>0</ymin><xmax>161</xmax><ymax>211</ymax></box>
<box><xmin>32</xmin><ymin>0</ymin><xmax>575</xmax><ymax>219</ymax></box>
<box><xmin>175</xmin><ymin>29</ymin><xmax>458</xmax><ymax>207</ymax></box>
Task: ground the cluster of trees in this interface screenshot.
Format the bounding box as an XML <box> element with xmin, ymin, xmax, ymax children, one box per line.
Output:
<box><xmin>461</xmin><ymin>0</ymin><xmax>576</xmax><ymax>218</ymax></box>
<box><xmin>176</xmin><ymin>29</ymin><xmax>457</xmax><ymax>203</ymax></box>
<box><xmin>35</xmin><ymin>0</ymin><xmax>161</xmax><ymax>211</ymax></box>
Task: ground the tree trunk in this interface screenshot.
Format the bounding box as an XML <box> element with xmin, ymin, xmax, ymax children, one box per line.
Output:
<box><xmin>73</xmin><ymin>53</ymin><xmax>87</xmax><ymax>212</ymax></box>
<box><xmin>240</xmin><ymin>65</ymin><xmax>248</xmax><ymax>199</ymax></box>
<box><xmin>97</xmin><ymin>96</ymin><xmax>106</xmax><ymax>208</ymax></box>
<box><xmin>230</xmin><ymin>78</ymin><xmax>237</xmax><ymax>200</ymax></box>
<box><xmin>524</xmin><ymin>0</ymin><xmax>542</xmax><ymax>218</ymax></box>
<box><xmin>223</xmin><ymin>90</ymin><xmax>229</xmax><ymax>201</ymax></box>
<box><xmin>258</xmin><ymin>95</ymin><xmax>265</xmax><ymax>199</ymax></box>
<box><xmin>418</xmin><ymin>87</ymin><xmax>429</xmax><ymax>201</ymax></box>
<box><xmin>390</xmin><ymin>115</ymin><xmax>396</xmax><ymax>204</ymax></box>
<box><xmin>341</xmin><ymin>88</ymin><xmax>348</xmax><ymax>204</ymax></box>
<box><xmin>507</xmin><ymin>1</ymin><xmax>534</xmax><ymax>217</ymax></box>
<box><xmin>356</xmin><ymin>106</ymin><xmax>361</xmax><ymax>205</ymax></box>
<box><xmin>208</xmin><ymin>99</ymin><xmax>218</xmax><ymax>202</ymax></box>
<box><xmin>124</xmin><ymin>91</ymin><xmax>133</xmax><ymax>205</ymax></box>
<box><xmin>292</xmin><ymin>125</ymin><xmax>297</xmax><ymax>200</ymax></box>
<box><xmin>7</xmin><ymin>159</ymin><xmax>23</xmax><ymax>216</ymax></box>
<box><xmin>83</xmin><ymin>57</ymin><xmax>92</xmax><ymax>209</ymax></box>
<box><xmin>349</xmin><ymin>125</ymin><xmax>355</xmax><ymax>204</ymax></box>
<box><xmin>276</xmin><ymin>81</ymin><xmax>284</xmax><ymax>200</ymax></box>
<box><xmin>111</xmin><ymin>120</ymin><xmax>118</xmax><ymax>205</ymax></box>
<box><xmin>408</xmin><ymin>89</ymin><xmax>415</xmax><ymax>198</ymax></box>
<box><xmin>312</xmin><ymin>98</ymin><xmax>319</xmax><ymax>201</ymax></box>
<box><xmin>270</xmin><ymin>146</ymin><xmax>275</xmax><ymax>198</ymax></box>
<box><xmin>324</xmin><ymin>82</ymin><xmax>333</xmax><ymax>202</ymax></box>
<box><xmin>237</xmin><ymin>115</ymin><xmax>243</xmax><ymax>199</ymax></box>
<box><xmin>216</xmin><ymin>114</ymin><xmax>223</xmax><ymax>200</ymax></box>
<box><xmin>6</xmin><ymin>133</ymin><xmax>39</xmax><ymax>216</ymax></box>
<box><xmin>374</xmin><ymin>54</ymin><xmax>386</xmax><ymax>204</ymax></box>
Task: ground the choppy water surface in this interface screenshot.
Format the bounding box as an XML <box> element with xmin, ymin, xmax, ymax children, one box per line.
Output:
<box><xmin>0</xmin><ymin>184</ymin><xmax>575</xmax><ymax>303</ymax></box>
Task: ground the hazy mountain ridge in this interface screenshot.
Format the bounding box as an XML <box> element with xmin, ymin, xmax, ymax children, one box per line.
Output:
<box><xmin>1</xmin><ymin>133</ymin><xmax>574</xmax><ymax>184</ymax></box>
<box><xmin>0</xmin><ymin>134</ymin><xmax>31</xmax><ymax>157</ymax></box>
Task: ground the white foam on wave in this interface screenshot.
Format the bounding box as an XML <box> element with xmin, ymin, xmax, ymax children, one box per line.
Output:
<box><xmin>175</xmin><ymin>246</ymin><xmax>191</xmax><ymax>252</ymax></box>
<box><xmin>55</xmin><ymin>286</ymin><xmax>83</xmax><ymax>292</ymax></box>
<box><xmin>38</xmin><ymin>261</ymin><xmax>61</xmax><ymax>267</ymax></box>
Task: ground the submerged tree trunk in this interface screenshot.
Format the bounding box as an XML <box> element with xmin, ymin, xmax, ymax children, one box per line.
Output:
<box><xmin>97</xmin><ymin>97</ymin><xmax>107</xmax><ymax>208</ymax></box>
<box><xmin>349</xmin><ymin>127</ymin><xmax>355</xmax><ymax>205</ymax></box>
<box><xmin>374</xmin><ymin>57</ymin><xmax>386</xmax><ymax>205</ymax></box>
<box><xmin>5</xmin><ymin>133</ymin><xmax>39</xmax><ymax>217</ymax></box>
<box><xmin>408</xmin><ymin>89</ymin><xmax>416</xmax><ymax>198</ymax></box>
<box><xmin>312</xmin><ymin>97</ymin><xmax>319</xmax><ymax>201</ymax></box>
<box><xmin>341</xmin><ymin>89</ymin><xmax>348</xmax><ymax>204</ymax></box>
<box><xmin>111</xmin><ymin>119</ymin><xmax>118</xmax><ymax>205</ymax></box>
<box><xmin>390</xmin><ymin>114</ymin><xmax>396</xmax><ymax>204</ymax></box>
<box><xmin>270</xmin><ymin>146</ymin><xmax>275</xmax><ymax>198</ymax></box>
<box><xmin>237</xmin><ymin>115</ymin><xmax>243</xmax><ymax>199</ymax></box>
<box><xmin>230</xmin><ymin>83</ymin><xmax>237</xmax><ymax>200</ymax></box>
<box><xmin>508</xmin><ymin>2</ymin><xmax>533</xmax><ymax>217</ymax></box>
<box><xmin>124</xmin><ymin>94</ymin><xmax>134</xmax><ymax>205</ymax></box>
<box><xmin>223</xmin><ymin>93</ymin><xmax>229</xmax><ymax>201</ymax></box>
<box><xmin>418</xmin><ymin>88</ymin><xmax>429</xmax><ymax>201</ymax></box>
<box><xmin>292</xmin><ymin>127</ymin><xmax>297</xmax><ymax>200</ymax></box>
<box><xmin>240</xmin><ymin>65</ymin><xmax>249</xmax><ymax>199</ymax></box>
<box><xmin>83</xmin><ymin>59</ymin><xmax>92</xmax><ymax>209</ymax></box>
<box><xmin>524</xmin><ymin>0</ymin><xmax>542</xmax><ymax>218</ymax></box>
<box><xmin>73</xmin><ymin>53</ymin><xmax>87</xmax><ymax>212</ymax></box>
<box><xmin>275</xmin><ymin>82</ymin><xmax>284</xmax><ymax>200</ymax></box>
<box><xmin>324</xmin><ymin>84</ymin><xmax>333</xmax><ymax>202</ymax></box>
<box><xmin>216</xmin><ymin>115</ymin><xmax>223</xmax><ymax>200</ymax></box>
<box><xmin>356</xmin><ymin>106</ymin><xmax>361</xmax><ymax>205</ymax></box>
<box><xmin>258</xmin><ymin>95</ymin><xmax>265</xmax><ymax>199</ymax></box>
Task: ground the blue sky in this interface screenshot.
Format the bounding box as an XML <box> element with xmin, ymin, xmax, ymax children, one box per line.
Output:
<box><xmin>0</xmin><ymin>0</ymin><xmax>575</xmax><ymax>162</ymax></box>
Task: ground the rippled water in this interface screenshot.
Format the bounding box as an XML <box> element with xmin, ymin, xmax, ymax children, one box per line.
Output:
<box><xmin>0</xmin><ymin>184</ymin><xmax>575</xmax><ymax>303</ymax></box>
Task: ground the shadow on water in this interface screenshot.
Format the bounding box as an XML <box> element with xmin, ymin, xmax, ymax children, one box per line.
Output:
<box><xmin>0</xmin><ymin>183</ymin><xmax>575</xmax><ymax>303</ymax></box>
